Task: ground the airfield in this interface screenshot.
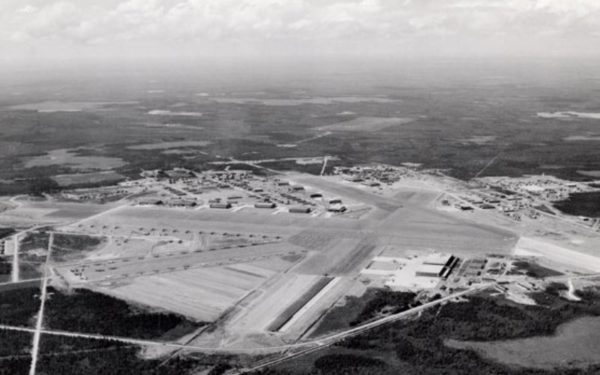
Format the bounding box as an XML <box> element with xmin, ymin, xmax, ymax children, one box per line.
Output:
<box><xmin>1</xmin><ymin>164</ymin><xmax>600</xmax><ymax>357</ymax></box>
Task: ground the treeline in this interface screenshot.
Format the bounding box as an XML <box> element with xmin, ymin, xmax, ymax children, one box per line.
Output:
<box><xmin>38</xmin><ymin>336</ymin><xmax>201</xmax><ymax>375</ymax></box>
<box><xmin>51</xmin><ymin>233</ymin><xmax>104</xmax><ymax>262</ymax></box>
<box><xmin>0</xmin><ymin>287</ymin><xmax>40</xmax><ymax>326</ymax></box>
<box><xmin>0</xmin><ymin>257</ymin><xmax>12</xmax><ymax>279</ymax></box>
<box><xmin>44</xmin><ymin>287</ymin><xmax>203</xmax><ymax>340</ymax></box>
<box><xmin>349</xmin><ymin>290</ymin><xmax>417</xmax><ymax>326</ymax></box>
<box><xmin>0</xmin><ymin>227</ymin><xmax>15</xmax><ymax>239</ymax></box>
<box><xmin>311</xmin><ymin>289</ymin><xmax>417</xmax><ymax>337</ymax></box>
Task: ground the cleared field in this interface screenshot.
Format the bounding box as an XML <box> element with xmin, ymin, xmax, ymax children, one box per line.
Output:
<box><xmin>210</xmin><ymin>96</ymin><xmax>396</xmax><ymax>105</ymax></box>
<box><xmin>446</xmin><ymin>316</ymin><xmax>600</xmax><ymax>369</ymax></box>
<box><xmin>317</xmin><ymin>116</ymin><xmax>413</xmax><ymax>132</ymax></box>
<box><xmin>99</xmin><ymin>264</ymin><xmax>279</xmax><ymax>322</ymax></box>
<box><xmin>0</xmin><ymin>200</ymin><xmax>112</xmax><ymax>227</ymax></box>
<box><xmin>24</xmin><ymin>149</ymin><xmax>126</xmax><ymax>170</ymax></box>
<box><xmin>127</xmin><ymin>140</ymin><xmax>210</xmax><ymax>150</ymax></box>
<box><xmin>52</xmin><ymin>171</ymin><xmax>125</xmax><ymax>187</ymax></box>
<box><xmin>6</xmin><ymin>100</ymin><xmax>131</xmax><ymax>112</ymax></box>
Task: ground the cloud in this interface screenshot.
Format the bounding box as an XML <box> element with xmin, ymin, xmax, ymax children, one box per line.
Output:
<box><xmin>1</xmin><ymin>0</ymin><xmax>600</xmax><ymax>61</ymax></box>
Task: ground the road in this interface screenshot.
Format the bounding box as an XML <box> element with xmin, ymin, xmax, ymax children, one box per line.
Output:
<box><xmin>12</xmin><ymin>233</ymin><xmax>19</xmax><ymax>282</ymax></box>
<box><xmin>544</xmin><ymin>273</ymin><xmax>600</xmax><ymax>282</ymax></box>
<box><xmin>29</xmin><ymin>232</ymin><xmax>53</xmax><ymax>375</ymax></box>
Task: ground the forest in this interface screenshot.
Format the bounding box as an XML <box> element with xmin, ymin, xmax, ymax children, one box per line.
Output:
<box><xmin>253</xmin><ymin>286</ymin><xmax>600</xmax><ymax>375</ymax></box>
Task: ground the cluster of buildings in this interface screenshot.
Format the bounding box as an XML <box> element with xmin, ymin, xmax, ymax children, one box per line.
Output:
<box><xmin>130</xmin><ymin>168</ymin><xmax>348</xmax><ymax>215</ymax></box>
<box><xmin>362</xmin><ymin>252</ymin><xmax>460</xmax><ymax>290</ymax></box>
<box><xmin>333</xmin><ymin>164</ymin><xmax>417</xmax><ymax>186</ymax></box>
<box><xmin>477</xmin><ymin>175</ymin><xmax>592</xmax><ymax>203</ymax></box>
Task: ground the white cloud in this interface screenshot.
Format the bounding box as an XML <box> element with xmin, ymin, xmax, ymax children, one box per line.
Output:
<box><xmin>1</xmin><ymin>0</ymin><xmax>599</xmax><ymax>61</ymax></box>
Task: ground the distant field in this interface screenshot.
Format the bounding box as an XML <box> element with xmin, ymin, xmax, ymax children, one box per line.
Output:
<box><xmin>24</xmin><ymin>149</ymin><xmax>126</xmax><ymax>170</ymax></box>
<box><xmin>317</xmin><ymin>116</ymin><xmax>413</xmax><ymax>132</ymax></box>
<box><xmin>210</xmin><ymin>96</ymin><xmax>396</xmax><ymax>105</ymax></box>
<box><xmin>6</xmin><ymin>100</ymin><xmax>133</xmax><ymax>112</ymax></box>
<box><xmin>127</xmin><ymin>140</ymin><xmax>211</xmax><ymax>150</ymax></box>
<box><xmin>538</xmin><ymin>111</ymin><xmax>600</xmax><ymax>120</ymax></box>
<box><xmin>446</xmin><ymin>316</ymin><xmax>600</xmax><ymax>369</ymax></box>
<box><xmin>577</xmin><ymin>170</ymin><xmax>600</xmax><ymax>178</ymax></box>
<box><xmin>52</xmin><ymin>171</ymin><xmax>125</xmax><ymax>187</ymax></box>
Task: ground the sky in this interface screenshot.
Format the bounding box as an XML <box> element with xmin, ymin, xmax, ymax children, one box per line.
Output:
<box><xmin>2</xmin><ymin>0</ymin><xmax>600</xmax><ymax>66</ymax></box>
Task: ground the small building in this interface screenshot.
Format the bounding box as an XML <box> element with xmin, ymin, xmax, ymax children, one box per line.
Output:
<box><xmin>415</xmin><ymin>264</ymin><xmax>445</xmax><ymax>278</ymax></box>
<box><xmin>210</xmin><ymin>202</ymin><xmax>232</xmax><ymax>209</ymax></box>
<box><xmin>168</xmin><ymin>199</ymin><xmax>197</xmax><ymax>207</ymax></box>
<box><xmin>137</xmin><ymin>198</ymin><xmax>163</xmax><ymax>205</ymax></box>
<box><xmin>423</xmin><ymin>253</ymin><xmax>454</xmax><ymax>266</ymax></box>
<box><xmin>255</xmin><ymin>202</ymin><xmax>276</xmax><ymax>209</ymax></box>
<box><xmin>289</xmin><ymin>206</ymin><xmax>311</xmax><ymax>214</ymax></box>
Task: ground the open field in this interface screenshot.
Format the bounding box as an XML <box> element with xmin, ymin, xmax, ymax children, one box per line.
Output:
<box><xmin>209</xmin><ymin>96</ymin><xmax>397</xmax><ymax>105</ymax></box>
<box><xmin>446</xmin><ymin>316</ymin><xmax>600</xmax><ymax>369</ymax></box>
<box><xmin>0</xmin><ymin>199</ymin><xmax>113</xmax><ymax>226</ymax></box>
<box><xmin>317</xmin><ymin>116</ymin><xmax>413</xmax><ymax>132</ymax></box>
<box><xmin>52</xmin><ymin>171</ymin><xmax>125</xmax><ymax>187</ymax></box>
<box><xmin>98</xmin><ymin>263</ymin><xmax>283</xmax><ymax>322</ymax></box>
<box><xmin>24</xmin><ymin>149</ymin><xmax>126</xmax><ymax>170</ymax></box>
<box><xmin>5</xmin><ymin>100</ymin><xmax>136</xmax><ymax>112</ymax></box>
<box><xmin>126</xmin><ymin>141</ymin><xmax>211</xmax><ymax>150</ymax></box>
